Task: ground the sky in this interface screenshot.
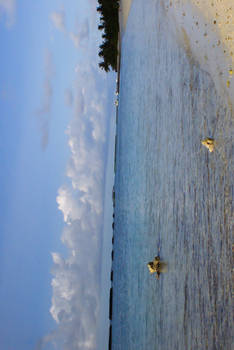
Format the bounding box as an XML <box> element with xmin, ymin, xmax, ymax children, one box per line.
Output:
<box><xmin>1</xmin><ymin>0</ymin><xmax>232</xmax><ymax>349</ymax></box>
<box><xmin>0</xmin><ymin>0</ymin><xmax>116</xmax><ymax>349</ymax></box>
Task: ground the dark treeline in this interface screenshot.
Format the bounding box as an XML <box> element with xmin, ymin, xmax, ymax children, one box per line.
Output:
<box><xmin>97</xmin><ymin>0</ymin><xmax>120</xmax><ymax>72</ymax></box>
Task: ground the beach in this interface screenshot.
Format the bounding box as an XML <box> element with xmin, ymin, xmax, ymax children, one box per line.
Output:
<box><xmin>111</xmin><ymin>0</ymin><xmax>233</xmax><ymax>349</ymax></box>
<box><xmin>120</xmin><ymin>0</ymin><xmax>234</xmax><ymax>107</ymax></box>
<box><xmin>119</xmin><ymin>0</ymin><xmax>133</xmax><ymax>36</ymax></box>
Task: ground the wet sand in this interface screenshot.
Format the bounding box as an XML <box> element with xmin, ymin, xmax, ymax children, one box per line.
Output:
<box><xmin>119</xmin><ymin>0</ymin><xmax>133</xmax><ymax>37</ymax></box>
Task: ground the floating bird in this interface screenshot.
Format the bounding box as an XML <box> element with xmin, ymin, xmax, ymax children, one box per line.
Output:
<box><xmin>147</xmin><ymin>256</ymin><xmax>162</xmax><ymax>280</ymax></box>
<box><xmin>201</xmin><ymin>137</ymin><xmax>215</xmax><ymax>152</ymax></box>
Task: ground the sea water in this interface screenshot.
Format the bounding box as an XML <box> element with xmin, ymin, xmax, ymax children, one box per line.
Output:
<box><xmin>111</xmin><ymin>0</ymin><xmax>233</xmax><ymax>349</ymax></box>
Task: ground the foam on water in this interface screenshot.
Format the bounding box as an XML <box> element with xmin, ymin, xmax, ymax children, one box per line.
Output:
<box><xmin>111</xmin><ymin>0</ymin><xmax>233</xmax><ymax>349</ymax></box>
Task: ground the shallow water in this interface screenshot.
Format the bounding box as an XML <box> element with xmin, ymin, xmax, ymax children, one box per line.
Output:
<box><xmin>111</xmin><ymin>0</ymin><xmax>233</xmax><ymax>349</ymax></box>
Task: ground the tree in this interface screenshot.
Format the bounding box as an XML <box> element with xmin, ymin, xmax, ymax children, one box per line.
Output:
<box><xmin>97</xmin><ymin>0</ymin><xmax>120</xmax><ymax>72</ymax></box>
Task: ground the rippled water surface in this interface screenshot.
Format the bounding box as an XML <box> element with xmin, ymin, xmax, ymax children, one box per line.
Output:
<box><xmin>112</xmin><ymin>1</ymin><xmax>233</xmax><ymax>349</ymax></box>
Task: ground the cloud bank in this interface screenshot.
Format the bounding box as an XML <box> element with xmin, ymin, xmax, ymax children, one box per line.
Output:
<box><xmin>0</xmin><ymin>0</ymin><xmax>16</xmax><ymax>27</ymax></box>
<box><xmin>36</xmin><ymin>3</ymin><xmax>113</xmax><ymax>348</ymax></box>
<box><xmin>47</xmin><ymin>64</ymin><xmax>109</xmax><ymax>350</ymax></box>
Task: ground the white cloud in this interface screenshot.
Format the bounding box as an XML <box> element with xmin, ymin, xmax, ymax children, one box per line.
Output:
<box><xmin>56</xmin><ymin>186</ymin><xmax>96</xmax><ymax>224</ymax></box>
<box><xmin>41</xmin><ymin>64</ymin><xmax>110</xmax><ymax>350</ymax></box>
<box><xmin>50</xmin><ymin>10</ymin><xmax>65</xmax><ymax>32</ymax></box>
<box><xmin>34</xmin><ymin>4</ymin><xmax>114</xmax><ymax>349</ymax></box>
<box><xmin>48</xmin><ymin>217</ymin><xmax>102</xmax><ymax>349</ymax></box>
<box><xmin>0</xmin><ymin>0</ymin><xmax>16</xmax><ymax>27</ymax></box>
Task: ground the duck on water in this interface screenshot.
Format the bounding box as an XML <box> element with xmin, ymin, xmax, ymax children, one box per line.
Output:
<box><xmin>147</xmin><ymin>256</ymin><xmax>165</xmax><ymax>280</ymax></box>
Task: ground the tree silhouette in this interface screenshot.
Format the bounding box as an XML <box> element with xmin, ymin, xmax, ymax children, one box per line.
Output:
<box><xmin>97</xmin><ymin>0</ymin><xmax>120</xmax><ymax>72</ymax></box>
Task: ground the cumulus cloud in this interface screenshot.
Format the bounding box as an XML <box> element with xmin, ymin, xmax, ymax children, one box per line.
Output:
<box><xmin>50</xmin><ymin>10</ymin><xmax>65</xmax><ymax>32</ymax></box>
<box><xmin>49</xmin><ymin>233</ymin><xmax>101</xmax><ymax>350</ymax></box>
<box><xmin>34</xmin><ymin>5</ymin><xmax>113</xmax><ymax>349</ymax></box>
<box><xmin>0</xmin><ymin>0</ymin><xmax>16</xmax><ymax>27</ymax></box>
<box><xmin>56</xmin><ymin>186</ymin><xmax>90</xmax><ymax>224</ymax></box>
<box><xmin>40</xmin><ymin>64</ymin><xmax>109</xmax><ymax>350</ymax></box>
<box><xmin>37</xmin><ymin>50</ymin><xmax>55</xmax><ymax>150</ymax></box>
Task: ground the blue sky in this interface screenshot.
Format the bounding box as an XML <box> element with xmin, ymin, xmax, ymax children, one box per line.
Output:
<box><xmin>0</xmin><ymin>1</ymin><xmax>115</xmax><ymax>349</ymax></box>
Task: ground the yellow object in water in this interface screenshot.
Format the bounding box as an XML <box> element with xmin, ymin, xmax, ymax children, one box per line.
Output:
<box><xmin>201</xmin><ymin>138</ymin><xmax>214</xmax><ymax>152</ymax></box>
<box><xmin>147</xmin><ymin>256</ymin><xmax>161</xmax><ymax>279</ymax></box>
<box><xmin>229</xmin><ymin>69</ymin><xmax>233</xmax><ymax>75</ymax></box>
<box><xmin>226</xmin><ymin>80</ymin><xmax>230</xmax><ymax>88</ymax></box>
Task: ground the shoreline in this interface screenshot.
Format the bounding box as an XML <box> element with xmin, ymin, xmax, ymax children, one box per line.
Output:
<box><xmin>105</xmin><ymin>3</ymin><xmax>132</xmax><ymax>349</ymax></box>
<box><xmin>114</xmin><ymin>0</ymin><xmax>133</xmax><ymax>136</ymax></box>
<box><xmin>117</xmin><ymin>0</ymin><xmax>133</xmax><ymax>71</ymax></box>
<box><xmin>163</xmin><ymin>0</ymin><xmax>234</xmax><ymax>109</ymax></box>
<box><xmin>117</xmin><ymin>0</ymin><xmax>234</xmax><ymax>103</ymax></box>
<box><xmin>119</xmin><ymin>0</ymin><xmax>133</xmax><ymax>38</ymax></box>
<box><xmin>108</xmin><ymin>1</ymin><xmax>233</xmax><ymax>349</ymax></box>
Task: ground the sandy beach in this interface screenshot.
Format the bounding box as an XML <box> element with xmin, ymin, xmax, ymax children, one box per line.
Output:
<box><xmin>119</xmin><ymin>0</ymin><xmax>234</xmax><ymax>108</ymax></box>
<box><xmin>165</xmin><ymin>0</ymin><xmax>234</xmax><ymax>108</ymax></box>
<box><xmin>119</xmin><ymin>0</ymin><xmax>133</xmax><ymax>36</ymax></box>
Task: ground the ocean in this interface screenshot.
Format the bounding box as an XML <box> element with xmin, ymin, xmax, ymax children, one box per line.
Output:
<box><xmin>111</xmin><ymin>0</ymin><xmax>233</xmax><ymax>349</ymax></box>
